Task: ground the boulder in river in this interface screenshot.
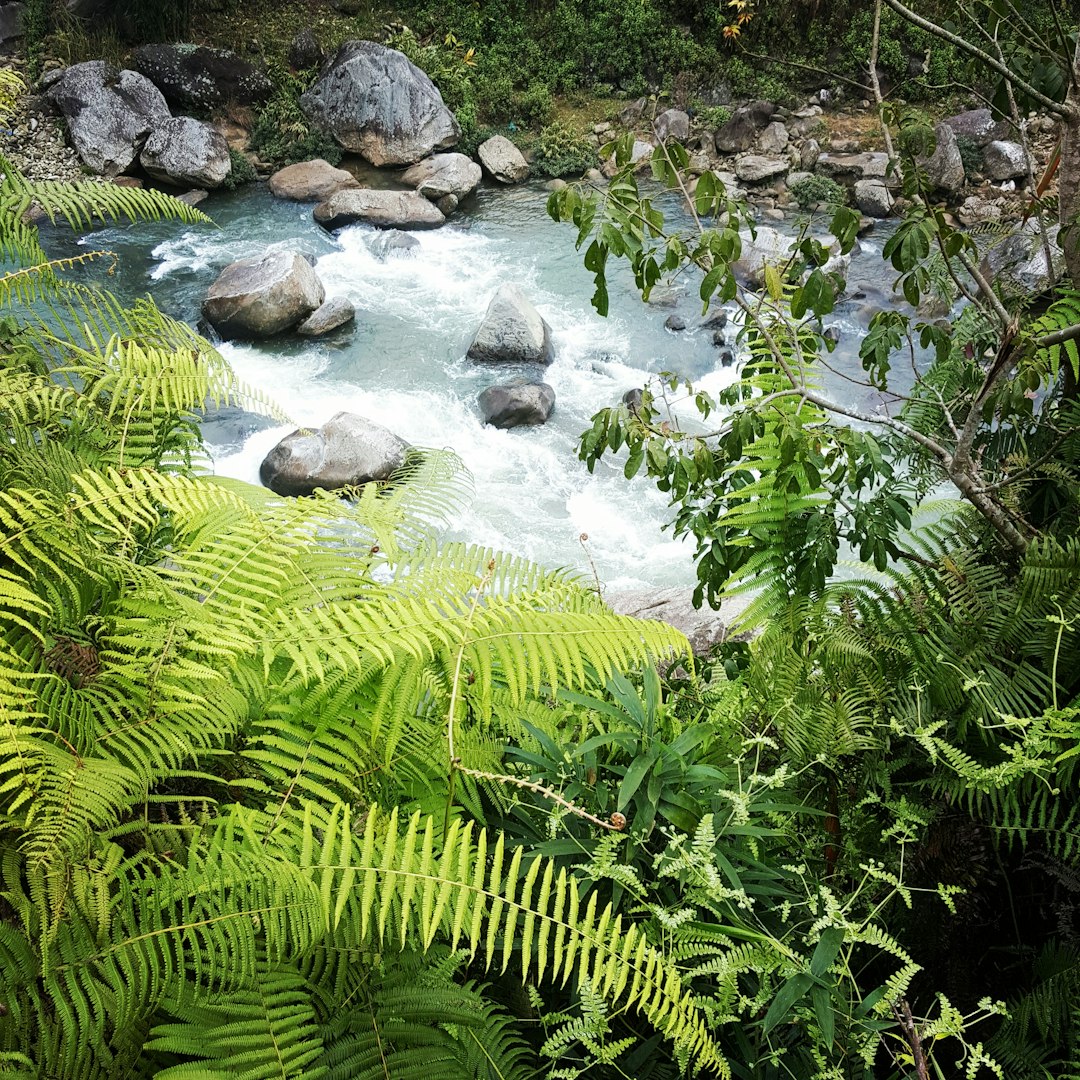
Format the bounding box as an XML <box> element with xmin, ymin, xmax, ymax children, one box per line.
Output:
<box><xmin>467</xmin><ymin>284</ymin><xmax>554</xmax><ymax>366</ymax></box>
<box><xmin>300</xmin><ymin>40</ymin><xmax>459</xmax><ymax>166</ymax></box>
<box><xmin>297</xmin><ymin>296</ymin><xmax>356</xmax><ymax>337</ymax></box>
<box><xmin>853</xmin><ymin>178</ymin><xmax>894</xmax><ymax>218</ymax></box>
<box><xmin>983</xmin><ymin>140</ymin><xmax>1030</xmax><ymax>181</ymax></box>
<box><xmin>477</xmin><ymin>135</ymin><xmax>529</xmax><ymax>183</ymax></box>
<box><xmin>131</xmin><ymin>44</ymin><xmax>272</xmax><ymax>112</ymax></box>
<box><xmin>260</xmin><ymin>412</ymin><xmax>409</xmax><ymax>497</ymax></box>
<box><xmin>47</xmin><ymin>60</ymin><xmax>169</xmax><ymax>176</ymax></box>
<box><xmin>921</xmin><ymin>123</ymin><xmax>965</xmax><ymax>193</ymax></box>
<box><xmin>478</xmin><ymin>381</ymin><xmax>555</xmax><ymax>428</ymax></box>
<box><xmin>654</xmin><ymin>108</ymin><xmax>689</xmax><ymax>142</ymax></box>
<box><xmin>140</xmin><ymin>117</ymin><xmax>231</xmax><ymax>189</ymax></box>
<box><xmin>313</xmin><ymin>188</ymin><xmax>446</xmax><ymax>230</ymax></box>
<box><xmin>401</xmin><ymin>152</ymin><xmax>481</xmax><ymax>202</ymax></box>
<box><xmin>714</xmin><ymin>100</ymin><xmax>776</xmax><ymax>154</ymax></box>
<box><xmin>202</xmin><ymin>250</ymin><xmax>325</xmax><ymax>339</ymax></box>
<box><xmin>268</xmin><ymin>158</ymin><xmax>360</xmax><ymax>201</ymax></box>
<box><xmin>369</xmin><ymin>230</ymin><xmax>420</xmax><ymax>259</ymax></box>
<box><xmin>607</xmin><ymin>586</ymin><xmax>756</xmax><ymax>654</ymax></box>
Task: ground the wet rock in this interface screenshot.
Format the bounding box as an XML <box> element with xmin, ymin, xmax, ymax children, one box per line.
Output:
<box><xmin>478</xmin><ymin>380</ymin><xmax>555</xmax><ymax>428</ymax></box>
<box><xmin>203</xmin><ymin>250</ymin><xmax>325</xmax><ymax>339</ymax></box>
<box><xmin>369</xmin><ymin>230</ymin><xmax>420</xmax><ymax>258</ymax></box>
<box><xmin>300</xmin><ymin>40</ymin><xmax>459</xmax><ymax>166</ymax></box>
<box><xmin>268</xmin><ymin>158</ymin><xmax>359</xmax><ymax>201</ymax></box>
<box><xmin>823</xmin><ymin>325</ymin><xmax>840</xmax><ymax>346</ymax></box>
<box><xmin>607</xmin><ymin>586</ymin><xmax>755</xmax><ymax>654</ymax></box>
<box><xmin>622</xmin><ymin>387</ymin><xmax>643</xmax><ymax>412</ymax></box>
<box><xmin>436</xmin><ymin>193</ymin><xmax>458</xmax><ymax>215</ymax></box>
<box><xmin>401</xmin><ymin>151</ymin><xmax>481</xmax><ymax>201</ymax></box>
<box><xmin>140</xmin><ymin>116</ymin><xmax>231</xmax><ymax>189</ymax></box>
<box><xmin>48</xmin><ymin>61</ymin><xmax>169</xmax><ymax>176</ymax></box>
<box><xmin>478</xmin><ymin>134</ymin><xmax>529</xmax><ymax>183</ymax></box>
<box><xmin>313</xmin><ymin>188</ymin><xmax>446</xmax><ymax>230</ymax></box>
<box><xmin>260</xmin><ymin>412</ymin><xmax>409</xmax><ymax>496</ymax></box>
<box><xmin>297</xmin><ymin>296</ymin><xmax>356</xmax><ymax>337</ymax></box>
<box><xmin>983</xmin><ymin>139</ymin><xmax>1029</xmax><ymax>181</ymax></box>
<box><xmin>718</xmin><ymin>348</ymin><xmax>735</xmax><ymax>365</ymax></box>
<box><xmin>467</xmin><ymin>283</ymin><xmax>554</xmax><ymax>365</ymax></box>
<box><xmin>132</xmin><ymin>44</ymin><xmax>272</xmax><ymax>112</ymax></box>
<box><xmin>664</xmin><ymin>313</ymin><xmax>687</xmax><ymax>331</ymax></box>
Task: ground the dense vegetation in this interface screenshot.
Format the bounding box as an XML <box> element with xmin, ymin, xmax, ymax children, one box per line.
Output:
<box><xmin>3</xmin><ymin>4</ymin><xmax>1080</xmax><ymax>1079</ymax></box>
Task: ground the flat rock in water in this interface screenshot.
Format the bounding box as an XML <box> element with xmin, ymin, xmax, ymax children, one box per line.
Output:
<box><xmin>140</xmin><ymin>116</ymin><xmax>231</xmax><ymax>189</ymax></box>
<box><xmin>269</xmin><ymin>158</ymin><xmax>359</xmax><ymax>201</ymax></box>
<box><xmin>260</xmin><ymin>412</ymin><xmax>409</xmax><ymax>496</ymax></box>
<box><xmin>477</xmin><ymin>135</ymin><xmax>529</xmax><ymax>183</ymax></box>
<box><xmin>313</xmin><ymin>188</ymin><xmax>446</xmax><ymax>230</ymax></box>
<box><xmin>369</xmin><ymin>229</ymin><xmax>420</xmax><ymax>258</ymax></box>
<box><xmin>203</xmin><ymin>250</ymin><xmax>325</xmax><ymax>339</ymax></box>
<box><xmin>48</xmin><ymin>61</ymin><xmax>169</xmax><ymax>176</ymax></box>
<box><xmin>467</xmin><ymin>284</ymin><xmax>554</xmax><ymax>365</ymax></box>
<box><xmin>300</xmin><ymin>40</ymin><xmax>459</xmax><ymax>166</ymax></box>
<box><xmin>478</xmin><ymin>381</ymin><xmax>555</xmax><ymax>428</ymax></box>
<box><xmin>734</xmin><ymin>154</ymin><xmax>789</xmax><ymax>183</ymax></box>
<box><xmin>401</xmin><ymin>151</ymin><xmax>481</xmax><ymax>201</ymax></box>
<box><xmin>297</xmin><ymin>296</ymin><xmax>356</xmax><ymax>337</ymax></box>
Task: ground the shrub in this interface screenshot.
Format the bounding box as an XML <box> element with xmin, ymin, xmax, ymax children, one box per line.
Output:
<box><xmin>531</xmin><ymin>121</ymin><xmax>598</xmax><ymax>178</ymax></box>
<box><xmin>956</xmin><ymin>133</ymin><xmax>985</xmax><ymax>175</ymax></box>
<box><xmin>249</xmin><ymin>70</ymin><xmax>342</xmax><ymax>168</ymax></box>
<box><xmin>222</xmin><ymin>148</ymin><xmax>257</xmax><ymax>190</ymax></box>
<box><xmin>512</xmin><ymin>80</ymin><xmax>554</xmax><ymax>128</ymax></box>
<box><xmin>789</xmin><ymin>174</ymin><xmax>848</xmax><ymax>210</ymax></box>
<box><xmin>695</xmin><ymin>104</ymin><xmax>732</xmax><ymax>129</ymax></box>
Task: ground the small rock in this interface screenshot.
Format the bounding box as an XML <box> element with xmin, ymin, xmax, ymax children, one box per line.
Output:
<box><xmin>478</xmin><ymin>381</ymin><xmax>555</xmax><ymax>428</ymax></box>
<box><xmin>269</xmin><ymin>158</ymin><xmax>359</xmax><ymax>201</ymax></box>
<box><xmin>655</xmin><ymin>108</ymin><xmax>690</xmax><ymax>142</ymax></box>
<box><xmin>800</xmin><ymin>138</ymin><xmax>820</xmax><ymax>171</ymax></box>
<box><xmin>477</xmin><ymin>134</ymin><xmax>529</xmax><ymax>183</ymax></box>
<box><xmin>436</xmin><ymin>193</ymin><xmax>458</xmax><ymax>215</ymax></box>
<box><xmin>718</xmin><ymin>349</ymin><xmax>735</xmax><ymax>366</ymax></box>
<box><xmin>823</xmin><ymin>326</ymin><xmax>840</xmax><ymax>346</ymax></box>
<box><xmin>664</xmin><ymin>313</ymin><xmax>687</xmax><ymax>331</ymax></box>
<box><xmin>369</xmin><ymin>230</ymin><xmax>420</xmax><ymax>259</ymax></box>
<box><xmin>401</xmin><ymin>151</ymin><xmax>481</xmax><ymax>202</ymax></box>
<box><xmin>297</xmin><ymin>296</ymin><xmax>356</xmax><ymax>337</ymax></box>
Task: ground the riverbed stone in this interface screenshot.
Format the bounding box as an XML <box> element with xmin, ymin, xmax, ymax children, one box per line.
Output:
<box><xmin>401</xmin><ymin>151</ymin><xmax>481</xmax><ymax>202</ymax></box>
<box><xmin>478</xmin><ymin>381</ymin><xmax>555</xmax><ymax>428</ymax></box>
<box><xmin>958</xmin><ymin>193</ymin><xmax>1006</xmax><ymax>226</ymax></box>
<box><xmin>853</xmin><ymin>178</ymin><xmax>894</xmax><ymax>217</ymax></box>
<box><xmin>735</xmin><ymin>154</ymin><xmax>789</xmax><ymax>183</ymax></box>
<box><xmin>300</xmin><ymin>40</ymin><xmax>459</xmax><ymax>166</ymax></box>
<box><xmin>979</xmin><ymin>221</ymin><xmax>1064</xmax><ymax>297</ymax></box>
<box><xmin>478</xmin><ymin>134</ymin><xmax>529</xmax><ymax>183</ymax></box>
<box><xmin>313</xmin><ymin>188</ymin><xmax>446</xmax><ymax>230</ymax></box>
<box><xmin>202</xmin><ymin>250</ymin><xmax>325</xmax><ymax>339</ymax></box>
<box><xmin>467</xmin><ymin>284</ymin><xmax>554</xmax><ymax>365</ymax></box>
<box><xmin>608</xmin><ymin>586</ymin><xmax>755</xmax><ymax>654</ymax></box>
<box><xmin>48</xmin><ymin>61</ymin><xmax>169</xmax><ymax>176</ymax></box>
<box><xmin>714</xmin><ymin>100</ymin><xmax>775</xmax><ymax>154</ymax></box>
<box><xmin>757</xmin><ymin>120</ymin><xmax>789</xmax><ymax>154</ymax></box>
<box><xmin>260</xmin><ymin>412</ymin><xmax>409</xmax><ymax>496</ymax></box>
<box><xmin>297</xmin><ymin>295</ymin><xmax>356</xmax><ymax>336</ymax></box>
<box><xmin>654</xmin><ymin>108</ymin><xmax>689</xmax><ymax>142</ymax></box>
<box><xmin>369</xmin><ymin>230</ymin><xmax>420</xmax><ymax>258</ymax></box>
<box><xmin>815</xmin><ymin>151</ymin><xmax>888</xmax><ymax>179</ymax></box>
<box><xmin>921</xmin><ymin>122</ymin><xmax>965</xmax><ymax>192</ymax></box>
<box><xmin>983</xmin><ymin>139</ymin><xmax>1029</xmax><ymax>181</ymax></box>
<box><xmin>268</xmin><ymin>158</ymin><xmax>359</xmax><ymax>201</ymax></box>
<box><xmin>132</xmin><ymin>44</ymin><xmax>272</xmax><ymax>112</ymax></box>
<box><xmin>942</xmin><ymin>108</ymin><xmax>1015</xmax><ymax>147</ymax></box>
<box><xmin>140</xmin><ymin>116</ymin><xmax>231</xmax><ymax>189</ymax></box>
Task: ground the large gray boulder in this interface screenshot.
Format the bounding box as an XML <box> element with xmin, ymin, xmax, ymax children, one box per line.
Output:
<box><xmin>983</xmin><ymin>139</ymin><xmax>1030</xmax><ymax>181</ymax></box>
<box><xmin>757</xmin><ymin>121</ymin><xmax>789</xmax><ymax>155</ymax></box>
<box><xmin>369</xmin><ymin>230</ymin><xmax>420</xmax><ymax>259</ymax></box>
<box><xmin>853</xmin><ymin>179</ymin><xmax>894</xmax><ymax>218</ymax></box>
<box><xmin>132</xmin><ymin>44</ymin><xmax>272</xmax><ymax>112</ymax></box>
<box><xmin>48</xmin><ymin>61</ymin><xmax>170</xmax><ymax>176</ymax></box>
<box><xmin>268</xmin><ymin>158</ymin><xmax>359</xmax><ymax>201</ymax></box>
<box><xmin>714</xmin><ymin>100</ymin><xmax>776</xmax><ymax>154</ymax></box>
<box><xmin>921</xmin><ymin>123</ymin><xmax>965</xmax><ymax>192</ymax></box>
<box><xmin>297</xmin><ymin>296</ymin><xmax>356</xmax><ymax>337</ymax></box>
<box><xmin>260</xmin><ymin>412</ymin><xmax>409</xmax><ymax>497</ymax></box>
<box><xmin>733</xmin><ymin>226</ymin><xmax>848</xmax><ymax>289</ymax></box>
<box><xmin>313</xmin><ymin>188</ymin><xmax>446</xmax><ymax>230</ymax></box>
<box><xmin>979</xmin><ymin>221</ymin><xmax>1064</xmax><ymax>298</ymax></box>
<box><xmin>300</xmin><ymin>40</ymin><xmax>459</xmax><ymax>166</ymax></box>
<box><xmin>202</xmin><ymin>251</ymin><xmax>325</xmax><ymax>339</ymax></box>
<box><xmin>734</xmin><ymin>154</ymin><xmax>789</xmax><ymax>183</ymax></box>
<box><xmin>401</xmin><ymin>152</ymin><xmax>481</xmax><ymax>202</ymax></box>
<box><xmin>140</xmin><ymin>117</ymin><xmax>231</xmax><ymax>189</ymax></box>
<box><xmin>0</xmin><ymin>3</ymin><xmax>25</xmax><ymax>45</ymax></box>
<box><xmin>654</xmin><ymin>108</ymin><xmax>689</xmax><ymax>142</ymax></box>
<box><xmin>815</xmin><ymin>152</ymin><xmax>888</xmax><ymax>180</ymax></box>
<box><xmin>478</xmin><ymin>134</ymin><xmax>529</xmax><ymax>183</ymax></box>
<box><xmin>943</xmin><ymin>108</ymin><xmax>1014</xmax><ymax>148</ymax></box>
<box><xmin>478</xmin><ymin>381</ymin><xmax>555</xmax><ymax>428</ymax></box>
<box><xmin>467</xmin><ymin>284</ymin><xmax>554</xmax><ymax>365</ymax></box>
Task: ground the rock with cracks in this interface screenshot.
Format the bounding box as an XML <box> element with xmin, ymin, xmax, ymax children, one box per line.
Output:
<box><xmin>202</xmin><ymin>251</ymin><xmax>325</xmax><ymax>340</ymax></box>
<box><xmin>48</xmin><ymin>61</ymin><xmax>170</xmax><ymax>176</ymax></box>
<box><xmin>300</xmin><ymin>40</ymin><xmax>459</xmax><ymax>166</ymax></box>
<box><xmin>313</xmin><ymin>188</ymin><xmax>446</xmax><ymax>230</ymax></box>
<box><xmin>140</xmin><ymin>117</ymin><xmax>231</xmax><ymax>189</ymax></box>
<box><xmin>260</xmin><ymin>412</ymin><xmax>409</xmax><ymax>497</ymax></box>
<box><xmin>297</xmin><ymin>296</ymin><xmax>356</xmax><ymax>337</ymax></box>
<box><xmin>477</xmin><ymin>135</ymin><xmax>529</xmax><ymax>183</ymax></box>
<box><xmin>268</xmin><ymin>158</ymin><xmax>360</xmax><ymax>201</ymax></box>
<box><xmin>467</xmin><ymin>284</ymin><xmax>554</xmax><ymax>366</ymax></box>
<box><xmin>478</xmin><ymin>381</ymin><xmax>555</xmax><ymax>428</ymax></box>
<box><xmin>401</xmin><ymin>152</ymin><xmax>481</xmax><ymax>202</ymax></box>
<box><xmin>131</xmin><ymin>44</ymin><xmax>272</xmax><ymax>112</ymax></box>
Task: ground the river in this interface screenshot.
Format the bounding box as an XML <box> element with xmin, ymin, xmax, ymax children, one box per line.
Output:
<box><xmin>68</xmin><ymin>171</ymin><xmax>906</xmax><ymax>592</ymax></box>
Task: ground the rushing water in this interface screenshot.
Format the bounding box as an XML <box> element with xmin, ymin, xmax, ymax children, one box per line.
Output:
<box><xmin>63</xmin><ymin>171</ymin><xmax>907</xmax><ymax>592</ymax></box>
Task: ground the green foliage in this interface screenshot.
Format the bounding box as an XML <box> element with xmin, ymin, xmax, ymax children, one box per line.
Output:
<box><xmin>788</xmin><ymin>173</ymin><xmax>848</xmax><ymax>211</ymax></box>
<box><xmin>250</xmin><ymin>68</ymin><xmax>342</xmax><ymax>169</ymax></box>
<box><xmin>695</xmin><ymin>104</ymin><xmax>732</xmax><ymax>129</ymax></box>
<box><xmin>532</xmin><ymin>121</ymin><xmax>598</xmax><ymax>178</ymax></box>
<box><xmin>222</xmin><ymin>146</ymin><xmax>257</xmax><ymax>189</ymax></box>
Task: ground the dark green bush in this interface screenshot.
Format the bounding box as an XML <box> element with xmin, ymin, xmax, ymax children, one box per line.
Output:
<box><xmin>789</xmin><ymin>174</ymin><xmax>848</xmax><ymax>211</ymax></box>
<box><xmin>222</xmin><ymin>148</ymin><xmax>258</xmax><ymax>190</ymax></box>
<box><xmin>531</xmin><ymin>121</ymin><xmax>597</xmax><ymax>178</ymax></box>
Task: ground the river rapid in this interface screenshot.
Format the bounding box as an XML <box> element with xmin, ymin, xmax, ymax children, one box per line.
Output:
<box><xmin>66</xmin><ymin>173</ymin><xmax>906</xmax><ymax>592</ymax></box>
